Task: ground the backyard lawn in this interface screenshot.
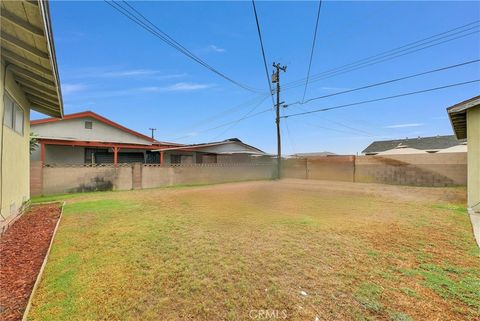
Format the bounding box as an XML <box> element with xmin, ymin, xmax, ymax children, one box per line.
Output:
<box><xmin>28</xmin><ymin>179</ymin><xmax>479</xmax><ymax>321</ymax></box>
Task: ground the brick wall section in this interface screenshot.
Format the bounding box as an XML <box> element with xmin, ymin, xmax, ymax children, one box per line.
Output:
<box><xmin>30</xmin><ymin>161</ymin><xmax>43</xmax><ymax>196</ymax></box>
<box><xmin>132</xmin><ymin>163</ymin><xmax>142</xmax><ymax>190</ymax></box>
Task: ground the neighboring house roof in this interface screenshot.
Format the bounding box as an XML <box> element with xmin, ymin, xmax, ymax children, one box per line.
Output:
<box><xmin>31</xmin><ymin>111</ymin><xmax>183</xmax><ymax>146</ymax></box>
<box><xmin>1</xmin><ymin>0</ymin><xmax>63</xmax><ymax>117</ymax></box>
<box><xmin>289</xmin><ymin>152</ymin><xmax>336</xmax><ymax>158</ymax></box>
<box><xmin>362</xmin><ymin>135</ymin><xmax>466</xmax><ymax>154</ymax></box>
<box><xmin>154</xmin><ymin>138</ymin><xmax>266</xmax><ymax>155</ymax></box>
<box><xmin>447</xmin><ymin>95</ymin><xmax>480</xmax><ymax>139</ymax></box>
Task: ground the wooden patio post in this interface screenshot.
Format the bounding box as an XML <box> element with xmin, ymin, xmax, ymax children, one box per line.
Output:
<box><xmin>160</xmin><ymin>151</ymin><xmax>164</xmax><ymax>165</ymax></box>
<box><xmin>40</xmin><ymin>142</ymin><xmax>45</xmax><ymax>165</ymax></box>
<box><xmin>113</xmin><ymin>147</ymin><xmax>119</xmax><ymax>167</ymax></box>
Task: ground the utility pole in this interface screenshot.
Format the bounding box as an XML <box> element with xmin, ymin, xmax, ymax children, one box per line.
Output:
<box><xmin>272</xmin><ymin>62</ymin><xmax>287</xmax><ymax>179</ymax></box>
<box><xmin>149</xmin><ymin>128</ymin><xmax>157</xmax><ymax>139</ymax></box>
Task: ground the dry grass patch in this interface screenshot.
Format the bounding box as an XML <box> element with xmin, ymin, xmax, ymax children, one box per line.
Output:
<box><xmin>27</xmin><ymin>180</ymin><xmax>478</xmax><ymax>321</ymax></box>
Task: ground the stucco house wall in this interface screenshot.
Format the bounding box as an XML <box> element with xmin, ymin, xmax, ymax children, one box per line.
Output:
<box><xmin>467</xmin><ymin>107</ymin><xmax>480</xmax><ymax>211</ymax></box>
<box><xmin>1</xmin><ymin>59</ymin><xmax>31</xmax><ymax>219</ymax></box>
<box><xmin>31</xmin><ymin>117</ymin><xmax>153</xmax><ymax>145</ymax></box>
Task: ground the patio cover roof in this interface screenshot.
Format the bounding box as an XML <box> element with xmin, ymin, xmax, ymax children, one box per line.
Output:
<box><xmin>1</xmin><ymin>0</ymin><xmax>63</xmax><ymax>117</ymax></box>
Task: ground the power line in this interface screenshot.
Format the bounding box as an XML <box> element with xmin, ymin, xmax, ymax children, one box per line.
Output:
<box><xmin>211</xmin><ymin>95</ymin><xmax>269</xmax><ymax>140</ymax></box>
<box><xmin>283</xmin><ymin>20</ymin><xmax>480</xmax><ymax>88</ymax></box>
<box><xmin>294</xmin><ymin>105</ymin><xmax>375</xmax><ymax>136</ymax></box>
<box><xmin>286</xmin><ymin>59</ymin><xmax>480</xmax><ymax>106</ymax></box>
<box><xmin>285</xmin><ymin>30</ymin><xmax>480</xmax><ymax>91</ymax></box>
<box><xmin>251</xmin><ymin>0</ymin><xmax>276</xmax><ymax>108</ymax></box>
<box><xmin>173</xmin><ymin>106</ymin><xmax>272</xmax><ymax>141</ymax></box>
<box><xmin>179</xmin><ymin>94</ymin><xmax>269</xmax><ymax>131</ymax></box>
<box><xmin>282</xmin><ymin>79</ymin><xmax>480</xmax><ymax>118</ymax></box>
<box><xmin>298</xmin><ymin>117</ymin><xmax>373</xmax><ymax>136</ymax></box>
<box><xmin>301</xmin><ymin>0</ymin><xmax>323</xmax><ymax>103</ymax></box>
<box><xmin>283</xmin><ymin>118</ymin><xmax>298</xmax><ymax>155</ymax></box>
<box><xmin>104</xmin><ymin>0</ymin><xmax>261</xmax><ymax>93</ymax></box>
<box><xmin>282</xmin><ymin>21</ymin><xmax>480</xmax><ymax>90</ymax></box>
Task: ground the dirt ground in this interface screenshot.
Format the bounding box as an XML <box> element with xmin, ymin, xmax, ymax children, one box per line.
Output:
<box><xmin>27</xmin><ymin>179</ymin><xmax>478</xmax><ymax>321</ymax></box>
<box><xmin>0</xmin><ymin>203</ymin><xmax>62</xmax><ymax>321</ymax></box>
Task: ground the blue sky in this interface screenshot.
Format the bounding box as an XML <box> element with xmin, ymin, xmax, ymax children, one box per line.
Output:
<box><xmin>33</xmin><ymin>1</ymin><xmax>480</xmax><ymax>154</ymax></box>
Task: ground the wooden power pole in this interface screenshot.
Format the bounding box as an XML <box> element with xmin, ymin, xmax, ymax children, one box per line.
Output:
<box><xmin>272</xmin><ymin>62</ymin><xmax>287</xmax><ymax>179</ymax></box>
<box><xmin>149</xmin><ymin>128</ymin><xmax>157</xmax><ymax>139</ymax></box>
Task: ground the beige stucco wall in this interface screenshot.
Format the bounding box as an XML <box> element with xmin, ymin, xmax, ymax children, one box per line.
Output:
<box><xmin>467</xmin><ymin>107</ymin><xmax>480</xmax><ymax>211</ymax></box>
<box><xmin>31</xmin><ymin>117</ymin><xmax>153</xmax><ymax>145</ymax></box>
<box><xmin>1</xmin><ymin>59</ymin><xmax>31</xmax><ymax>219</ymax></box>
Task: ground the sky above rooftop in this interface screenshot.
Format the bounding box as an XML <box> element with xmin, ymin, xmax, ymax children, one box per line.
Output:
<box><xmin>32</xmin><ymin>0</ymin><xmax>480</xmax><ymax>155</ymax></box>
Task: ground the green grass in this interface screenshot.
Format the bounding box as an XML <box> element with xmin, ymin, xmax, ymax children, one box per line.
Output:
<box><xmin>27</xmin><ymin>180</ymin><xmax>479</xmax><ymax>321</ymax></box>
<box><xmin>410</xmin><ymin>263</ymin><xmax>480</xmax><ymax>309</ymax></box>
<box><xmin>354</xmin><ymin>282</ymin><xmax>384</xmax><ymax>312</ymax></box>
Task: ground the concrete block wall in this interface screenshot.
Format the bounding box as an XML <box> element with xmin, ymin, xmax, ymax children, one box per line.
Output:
<box><xmin>282</xmin><ymin>159</ymin><xmax>308</xmax><ymax>179</ymax></box>
<box><xmin>355</xmin><ymin>153</ymin><xmax>467</xmax><ymax>186</ymax></box>
<box><xmin>142</xmin><ymin>164</ymin><xmax>275</xmax><ymax>189</ymax></box>
<box><xmin>282</xmin><ymin>156</ymin><xmax>354</xmax><ymax>182</ymax></box>
<box><xmin>31</xmin><ymin>163</ymin><xmax>275</xmax><ymax>196</ymax></box>
<box><xmin>282</xmin><ymin>153</ymin><xmax>467</xmax><ymax>187</ymax></box>
<box><xmin>307</xmin><ymin>156</ymin><xmax>354</xmax><ymax>182</ymax></box>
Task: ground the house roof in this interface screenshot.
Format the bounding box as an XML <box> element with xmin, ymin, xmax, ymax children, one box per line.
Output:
<box><xmin>447</xmin><ymin>95</ymin><xmax>480</xmax><ymax>139</ymax></box>
<box><xmin>31</xmin><ymin>111</ymin><xmax>182</xmax><ymax>146</ymax></box>
<box><xmin>1</xmin><ymin>0</ymin><xmax>63</xmax><ymax>117</ymax></box>
<box><xmin>362</xmin><ymin>135</ymin><xmax>466</xmax><ymax>154</ymax></box>
<box><xmin>154</xmin><ymin>138</ymin><xmax>266</xmax><ymax>155</ymax></box>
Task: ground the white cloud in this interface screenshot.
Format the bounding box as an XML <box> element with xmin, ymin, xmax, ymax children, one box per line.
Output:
<box><xmin>62</xmin><ymin>83</ymin><xmax>87</xmax><ymax>95</ymax></box>
<box><xmin>141</xmin><ymin>82</ymin><xmax>212</xmax><ymax>92</ymax></box>
<box><xmin>99</xmin><ymin>69</ymin><xmax>162</xmax><ymax>78</ymax></box>
<box><xmin>384</xmin><ymin>123</ymin><xmax>424</xmax><ymax>129</ymax></box>
<box><xmin>208</xmin><ymin>45</ymin><xmax>227</xmax><ymax>53</ymax></box>
<box><xmin>63</xmin><ymin>67</ymin><xmax>186</xmax><ymax>80</ymax></box>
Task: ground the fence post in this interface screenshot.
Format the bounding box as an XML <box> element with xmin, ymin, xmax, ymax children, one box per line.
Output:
<box><xmin>353</xmin><ymin>155</ymin><xmax>356</xmax><ymax>183</ymax></box>
<box><xmin>305</xmin><ymin>158</ymin><xmax>309</xmax><ymax>180</ymax></box>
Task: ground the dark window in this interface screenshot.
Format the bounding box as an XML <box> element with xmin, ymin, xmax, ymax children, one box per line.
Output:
<box><xmin>3</xmin><ymin>94</ymin><xmax>14</xmax><ymax>128</ymax></box>
<box><xmin>14</xmin><ymin>105</ymin><xmax>24</xmax><ymax>135</ymax></box>
<box><xmin>85</xmin><ymin>121</ymin><xmax>93</xmax><ymax>129</ymax></box>
<box><xmin>3</xmin><ymin>94</ymin><xmax>24</xmax><ymax>135</ymax></box>
<box><xmin>171</xmin><ymin>155</ymin><xmax>181</xmax><ymax>164</ymax></box>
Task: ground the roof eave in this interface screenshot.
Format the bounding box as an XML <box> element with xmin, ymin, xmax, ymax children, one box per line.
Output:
<box><xmin>38</xmin><ymin>0</ymin><xmax>63</xmax><ymax>118</ymax></box>
<box><xmin>446</xmin><ymin>96</ymin><xmax>480</xmax><ymax>140</ymax></box>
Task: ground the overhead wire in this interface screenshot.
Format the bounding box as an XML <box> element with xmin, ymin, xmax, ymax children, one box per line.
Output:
<box><xmin>282</xmin><ymin>21</ymin><xmax>480</xmax><ymax>90</ymax></box>
<box><xmin>104</xmin><ymin>0</ymin><xmax>262</xmax><ymax>93</ymax></box>
<box><xmin>282</xmin><ymin>79</ymin><xmax>480</xmax><ymax>119</ymax></box>
<box><xmin>286</xmin><ymin>59</ymin><xmax>480</xmax><ymax>106</ymax></box>
<box><xmin>210</xmin><ymin>95</ymin><xmax>270</xmax><ymax>140</ymax></box>
<box><xmin>301</xmin><ymin>0</ymin><xmax>323</xmax><ymax>103</ymax></box>
<box><xmin>251</xmin><ymin>0</ymin><xmax>276</xmax><ymax>108</ymax></box>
